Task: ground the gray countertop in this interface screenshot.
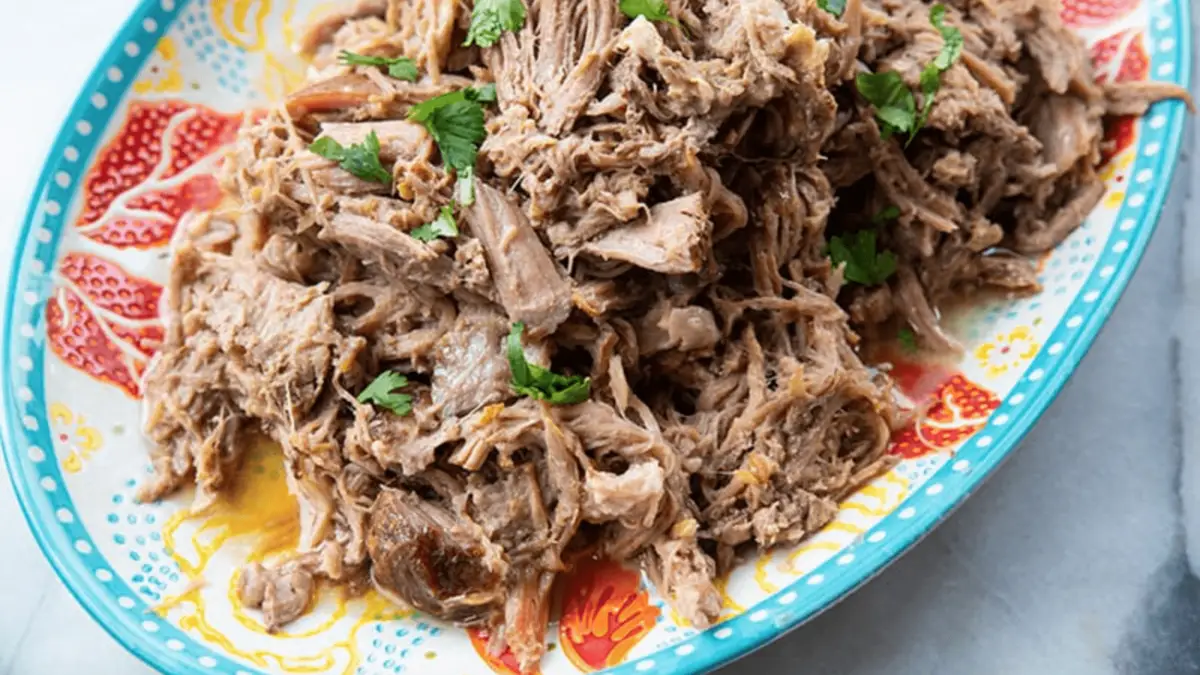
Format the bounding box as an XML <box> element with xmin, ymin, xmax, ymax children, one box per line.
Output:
<box><xmin>1</xmin><ymin>2</ymin><xmax>1197</xmax><ymax>674</ymax></box>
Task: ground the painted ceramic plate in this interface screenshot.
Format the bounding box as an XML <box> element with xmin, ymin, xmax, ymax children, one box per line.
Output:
<box><xmin>2</xmin><ymin>1</ymin><xmax>1191</xmax><ymax>674</ymax></box>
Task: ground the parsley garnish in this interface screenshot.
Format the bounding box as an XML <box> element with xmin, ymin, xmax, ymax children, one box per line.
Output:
<box><xmin>856</xmin><ymin>4</ymin><xmax>962</xmax><ymax>142</ymax></box>
<box><xmin>506</xmin><ymin>323</ymin><xmax>591</xmax><ymax>405</ymax></box>
<box><xmin>817</xmin><ymin>0</ymin><xmax>847</xmax><ymax>16</ymax></box>
<box><xmin>455</xmin><ymin>166</ymin><xmax>477</xmax><ymax>204</ymax></box>
<box><xmin>897</xmin><ymin>327</ymin><xmax>918</xmax><ymax>353</ymax></box>
<box><xmin>827</xmin><ymin>230</ymin><xmax>897</xmax><ymax>286</ymax></box>
<box><xmin>419</xmin><ymin>100</ymin><xmax>485</xmax><ymax>170</ymax></box>
<box><xmin>357</xmin><ymin>371</ymin><xmax>414</xmax><ymax>416</ymax></box>
<box><xmin>407</xmin><ymin>85</ymin><xmax>496</xmax><ymax>121</ymax></box>
<box><xmin>308</xmin><ymin>131</ymin><xmax>393</xmax><ymax>185</ymax></box>
<box><xmin>619</xmin><ymin>0</ymin><xmax>681</xmax><ymax>27</ymax></box>
<box><xmin>475</xmin><ymin>83</ymin><xmax>498</xmax><ymax>103</ymax></box>
<box><xmin>872</xmin><ymin>205</ymin><xmax>901</xmax><ymax>224</ymax></box>
<box><xmin>408</xmin><ymin>85</ymin><xmax>496</xmax><ymax>205</ymax></box>
<box><xmin>929</xmin><ymin>4</ymin><xmax>964</xmax><ymax>71</ymax></box>
<box><xmin>855</xmin><ymin>71</ymin><xmax>916</xmax><ymax>139</ymax></box>
<box><xmin>338</xmin><ymin>50</ymin><xmax>418</xmax><ymax>81</ymax></box>
<box><xmin>914</xmin><ymin>5</ymin><xmax>963</xmax><ymax>132</ymax></box>
<box><xmin>411</xmin><ymin>205</ymin><xmax>459</xmax><ymax>242</ymax></box>
<box><xmin>464</xmin><ymin>0</ymin><xmax>527</xmax><ymax>48</ymax></box>
<box><xmin>914</xmin><ymin>66</ymin><xmax>941</xmax><ymax>137</ymax></box>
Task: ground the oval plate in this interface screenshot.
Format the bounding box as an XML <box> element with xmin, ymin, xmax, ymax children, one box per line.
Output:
<box><xmin>2</xmin><ymin>1</ymin><xmax>1192</xmax><ymax>674</ymax></box>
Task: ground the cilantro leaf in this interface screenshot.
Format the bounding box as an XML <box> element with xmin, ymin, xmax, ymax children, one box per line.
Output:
<box><xmin>817</xmin><ymin>0</ymin><xmax>847</xmax><ymax>16</ymax></box>
<box><xmin>456</xmin><ymin>165</ymin><xmax>476</xmax><ymax>205</ymax></box>
<box><xmin>929</xmin><ymin>4</ymin><xmax>963</xmax><ymax>71</ymax></box>
<box><xmin>411</xmin><ymin>205</ymin><xmax>459</xmax><ymax>242</ymax></box>
<box><xmin>408</xmin><ymin>85</ymin><xmax>496</xmax><ymax>122</ymax></box>
<box><xmin>855</xmin><ymin>71</ymin><xmax>916</xmax><ymax>137</ymax></box>
<box><xmin>338</xmin><ymin>50</ymin><xmax>418</xmax><ymax>81</ymax></box>
<box><xmin>308</xmin><ymin>131</ymin><xmax>393</xmax><ymax>185</ymax></box>
<box><xmin>619</xmin><ymin>0</ymin><xmax>681</xmax><ymax>27</ymax></box>
<box><xmin>357</xmin><ymin>371</ymin><xmax>414</xmax><ymax>416</ymax></box>
<box><xmin>897</xmin><ymin>327</ymin><xmax>918</xmax><ymax>354</ymax></box>
<box><xmin>872</xmin><ymin>205</ymin><xmax>901</xmax><ymax>224</ymax></box>
<box><xmin>409</xmin><ymin>86</ymin><xmax>496</xmax><ymax>205</ymax></box>
<box><xmin>307</xmin><ymin>136</ymin><xmax>343</xmax><ymax>158</ymax></box>
<box><xmin>465</xmin><ymin>0</ymin><xmax>527</xmax><ymax>48</ymax></box>
<box><xmin>427</xmin><ymin>101</ymin><xmax>486</xmax><ymax>171</ymax></box>
<box><xmin>506</xmin><ymin>323</ymin><xmax>591</xmax><ymax>405</ymax></box>
<box><xmin>408</xmin><ymin>90</ymin><xmax>464</xmax><ymax>124</ymax></box>
<box><xmin>913</xmin><ymin>64</ymin><xmax>942</xmax><ymax>139</ymax></box>
<box><xmin>827</xmin><ymin>230</ymin><xmax>897</xmax><ymax>286</ymax></box>
<box><xmin>911</xmin><ymin>5</ymin><xmax>963</xmax><ymax>139</ymax></box>
<box><xmin>473</xmin><ymin>83</ymin><xmax>498</xmax><ymax>104</ymax></box>
<box><xmin>857</xmin><ymin>6</ymin><xmax>962</xmax><ymax>143</ymax></box>
<box><xmin>338</xmin><ymin>132</ymin><xmax>393</xmax><ymax>184</ymax></box>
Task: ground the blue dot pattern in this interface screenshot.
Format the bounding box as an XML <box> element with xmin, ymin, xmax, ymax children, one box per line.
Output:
<box><xmin>106</xmin><ymin>476</ymin><xmax>180</xmax><ymax>603</ymax></box>
<box><xmin>178</xmin><ymin>3</ymin><xmax>252</xmax><ymax>95</ymax></box>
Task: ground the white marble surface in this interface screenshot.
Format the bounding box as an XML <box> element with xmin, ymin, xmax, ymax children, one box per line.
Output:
<box><xmin>0</xmin><ymin>2</ymin><xmax>1197</xmax><ymax>674</ymax></box>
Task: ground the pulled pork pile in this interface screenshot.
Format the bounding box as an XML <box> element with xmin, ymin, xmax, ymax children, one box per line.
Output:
<box><xmin>140</xmin><ymin>0</ymin><xmax>1188</xmax><ymax>669</ymax></box>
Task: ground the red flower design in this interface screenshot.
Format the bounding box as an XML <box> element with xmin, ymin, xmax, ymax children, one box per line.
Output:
<box><xmin>1091</xmin><ymin>30</ymin><xmax>1150</xmax><ymax>84</ymax></box>
<box><xmin>889</xmin><ymin>373</ymin><xmax>1001</xmax><ymax>460</ymax></box>
<box><xmin>46</xmin><ymin>253</ymin><xmax>164</xmax><ymax>397</ymax></box>
<box><xmin>558</xmin><ymin>558</ymin><xmax>660</xmax><ymax>672</ymax></box>
<box><xmin>1090</xmin><ymin>30</ymin><xmax>1150</xmax><ymax>165</ymax></box>
<box><xmin>75</xmin><ymin>100</ymin><xmax>240</xmax><ymax>249</ymax></box>
<box><xmin>465</xmin><ymin>558</ymin><xmax>661</xmax><ymax>674</ymax></box>
<box><xmin>1061</xmin><ymin>0</ymin><xmax>1139</xmax><ymax>28</ymax></box>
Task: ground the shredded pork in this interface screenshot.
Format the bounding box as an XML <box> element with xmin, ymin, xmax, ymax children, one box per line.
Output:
<box><xmin>140</xmin><ymin>0</ymin><xmax>1190</xmax><ymax>670</ymax></box>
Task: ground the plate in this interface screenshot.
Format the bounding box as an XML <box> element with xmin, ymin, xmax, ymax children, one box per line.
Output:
<box><xmin>2</xmin><ymin>1</ymin><xmax>1191</xmax><ymax>674</ymax></box>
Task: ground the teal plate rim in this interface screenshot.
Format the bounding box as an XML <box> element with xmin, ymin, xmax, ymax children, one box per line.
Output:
<box><xmin>1</xmin><ymin>0</ymin><xmax>1192</xmax><ymax>673</ymax></box>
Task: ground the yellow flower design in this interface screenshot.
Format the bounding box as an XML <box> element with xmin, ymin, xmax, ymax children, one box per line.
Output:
<box><xmin>133</xmin><ymin>37</ymin><xmax>185</xmax><ymax>94</ymax></box>
<box><xmin>49</xmin><ymin>402</ymin><xmax>104</xmax><ymax>473</ymax></box>
<box><xmin>1103</xmin><ymin>188</ymin><xmax>1126</xmax><ymax>210</ymax></box>
<box><xmin>974</xmin><ymin>326</ymin><xmax>1040</xmax><ymax>378</ymax></box>
<box><xmin>213</xmin><ymin>0</ymin><xmax>272</xmax><ymax>51</ymax></box>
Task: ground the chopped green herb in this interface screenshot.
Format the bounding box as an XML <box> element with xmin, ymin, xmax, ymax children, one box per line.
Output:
<box><xmin>456</xmin><ymin>165</ymin><xmax>477</xmax><ymax>205</ymax></box>
<box><xmin>855</xmin><ymin>71</ymin><xmax>916</xmax><ymax>138</ymax></box>
<box><xmin>506</xmin><ymin>322</ymin><xmax>591</xmax><ymax>405</ymax></box>
<box><xmin>897</xmin><ymin>327</ymin><xmax>918</xmax><ymax>353</ymax></box>
<box><xmin>408</xmin><ymin>91</ymin><xmax>461</xmax><ymax>123</ymax></box>
<box><xmin>411</xmin><ymin>205</ymin><xmax>459</xmax><ymax>242</ymax></box>
<box><xmin>619</xmin><ymin>0</ymin><xmax>681</xmax><ymax>27</ymax></box>
<box><xmin>474</xmin><ymin>83</ymin><xmax>498</xmax><ymax>104</ymax></box>
<box><xmin>827</xmin><ymin>230</ymin><xmax>898</xmax><ymax>286</ymax></box>
<box><xmin>408</xmin><ymin>85</ymin><xmax>496</xmax><ymax>205</ymax></box>
<box><xmin>929</xmin><ymin>4</ymin><xmax>964</xmax><ymax>71</ymax></box>
<box><xmin>872</xmin><ymin>205</ymin><xmax>901</xmax><ymax>224</ymax></box>
<box><xmin>913</xmin><ymin>4</ymin><xmax>963</xmax><ymax>137</ymax></box>
<box><xmin>426</xmin><ymin>101</ymin><xmax>486</xmax><ymax>171</ymax></box>
<box><xmin>308</xmin><ymin>131</ymin><xmax>393</xmax><ymax>185</ymax></box>
<box><xmin>408</xmin><ymin>84</ymin><xmax>496</xmax><ymax>120</ymax></box>
<box><xmin>407</xmin><ymin>85</ymin><xmax>496</xmax><ymax>122</ymax></box>
<box><xmin>338</xmin><ymin>50</ymin><xmax>418</xmax><ymax>81</ymax></box>
<box><xmin>817</xmin><ymin>0</ymin><xmax>847</xmax><ymax>16</ymax></box>
<box><xmin>914</xmin><ymin>63</ymin><xmax>942</xmax><ymax>135</ymax></box>
<box><xmin>857</xmin><ymin>5</ymin><xmax>963</xmax><ymax>143</ymax></box>
<box><xmin>464</xmin><ymin>0</ymin><xmax>527</xmax><ymax>48</ymax></box>
<box><xmin>357</xmin><ymin>371</ymin><xmax>414</xmax><ymax>416</ymax></box>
